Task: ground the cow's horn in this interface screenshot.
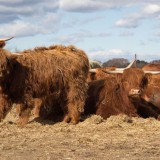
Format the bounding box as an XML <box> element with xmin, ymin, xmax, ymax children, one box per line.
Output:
<box><xmin>102</xmin><ymin>58</ymin><xmax>136</xmax><ymax>74</ymax></box>
<box><xmin>0</xmin><ymin>37</ymin><xmax>14</xmax><ymax>42</ymax></box>
<box><xmin>89</xmin><ymin>69</ymin><xmax>97</xmax><ymax>73</ymax></box>
<box><xmin>126</xmin><ymin>59</ymin><xmax>136</xmax><ymax>68</ymax></box>
<box><xmin>102</xmin><ymin>68</ymin><xmax>124</xmax><ymax>74</ymax></box>
<box><xmin>144</xmin><ymin>71</ymin><xmax>160</xmax><ymax>74</ymax></box>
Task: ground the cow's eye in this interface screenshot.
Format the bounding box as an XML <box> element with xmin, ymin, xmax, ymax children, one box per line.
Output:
<box><xmin>115</xmin><ymin>84</ymin><xmax>120</xmax><ymax>91</ymax></box>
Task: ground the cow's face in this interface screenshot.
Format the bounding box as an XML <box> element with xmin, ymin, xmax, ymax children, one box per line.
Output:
<box><xmin>140</xmin><ymin>74</ymin><xmax>160</xmax><ymax>109</ymax></box>
<box><xmin>122</xmin><ymin>68</ymin><xmax>145</xmax><ymax>100</ymax></box>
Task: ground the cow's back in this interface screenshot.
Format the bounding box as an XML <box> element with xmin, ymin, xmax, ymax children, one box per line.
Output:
<box><xmin>7</xmin><ymin>45</ymin><xmax>89</xmax><ymax>100</ymax></box>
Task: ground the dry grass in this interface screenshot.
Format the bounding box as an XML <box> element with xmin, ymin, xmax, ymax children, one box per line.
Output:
<box><xmin>0</xmin><ymin>107</ymin><xmax>160</xmax><ymax>160</ymax></box>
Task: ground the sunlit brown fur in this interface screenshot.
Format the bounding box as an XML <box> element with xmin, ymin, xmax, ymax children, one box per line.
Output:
<box><xmin>0</xmin><ymin>45</ymin><xmax>89</xmax><ymax>124</ymax></box>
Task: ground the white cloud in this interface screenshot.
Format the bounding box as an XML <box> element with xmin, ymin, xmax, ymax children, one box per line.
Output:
<box><xmin>115</xmin><ymin>18</ymin><xmax>139</xmax><ymax>28</ymax></box>
<box><xmin>87</xmin><ymin>49</ymin><xmax>132</xmax><ymax>62</ymax></box>
<box><xmin>142</xmin><ymin>4</ymin><xmax>160</xmax><ymax>15</ymax></box>
<box><xmin>108</xmin><ymin>49</ymin><xmax>123</xmax><ymax>55</ymax></box>
<box><xmin>115</xmin><ymin>3</ymin><xmax>160</xmax><ymax>28</ymax></box>
<box><xmin>0</xmin><ymin>13</ymin><xmax>61</xmax><ymax>37</ymax></box>
<box><xmin>59</xmin><ymin>0</ymin><xmax>158</xmax><ymax>12</ymax></box>
<box><xmin>0</xmin><ymin>0</ymin><xmax>159</xmax><ymax>42</ymax></box>
<box><xmin>60</xmin><ymin>0</ymin><xmax>111</xmax><ymax>12</ymax></box>
<box><xmin>56</xmin><ymin>31</ymin><xmax>111</xmax><ymax>44</ymax></box>
<box><xmin>0</xmin><ymin>21</ymin><xmax>38</xmax><ymax>37</ymax></box>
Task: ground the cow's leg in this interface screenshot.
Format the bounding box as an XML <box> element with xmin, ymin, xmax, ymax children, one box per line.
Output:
<box><xmin>63</xmin><ymin>103</ymin><xmax>81</xmax><ymax>124</ymax></box>
<box><xmin>0</xmin><ymin>95</ymin><xmax>12</xmax><ymax>121</ymax></box>
<box><xmin>32</xmin><ymin>98</ymin><xmax>43</xmax><ymax>118</ymax></box>
<box><xmin>70</xmin><ymin>102</ymin><xmax>82</xmax><ymax>124</ymax></box>
<box><xmin>17</xmin><ymin>97</ymin><xmax>34</xmax><ymax>125</ymax></box>
<box><xmin>63</xmin><ymin>114</ymin><xmax>71</xmax><ymax>123</ymax></box>
<box><xmin>63</xmin><ymin>85</ymin><xmax>86</xmax><ymax>124</ymax></box>
<box><xmin>62</xmin><ymin>103</ymin><xmax>71</xmax><ymax>123</ymax></box>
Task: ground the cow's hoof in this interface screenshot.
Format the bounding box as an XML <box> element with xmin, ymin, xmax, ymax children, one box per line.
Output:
<box><xmin>70</xmin><ymin>118</ymin><xmax>79</xmax><ymax>125</ymax></box>
<box><xmin>157</xmin><ymin>115</ymin><xmax>160</xmax><ymax>121</ymax></box>
<box><xmin>63</xmin><ymin>115</ymin><xmax>71</xmax><ymax>123</ymax></box>
<box><xmin>17</xmin><ymin>117</ymin><xmax>29</xmax><ymax>125</ymax></box>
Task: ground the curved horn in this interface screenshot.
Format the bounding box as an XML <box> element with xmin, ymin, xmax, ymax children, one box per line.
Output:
<box><xmin>103</xmin><ymin>70</ymin><xmax>160</xmax><ymax>74</ymax></box>
<box><xmin>89</xmin><ymin>69</ymin><xmax>97</xmax><ymax>73</ymax></box>
<box><xmin>126</xmin><ymin>59</ymin><xmax>136</xmax><ymax>68</ymax></box>
<box><xmin>0</xmin><ymin>37</ymin><xmax>14</xmax><ymax>42</ymax></box>
<box><xmin>101</xmin><ymin>55</ymin><xmax>137</xmax><ymax>74</ymax></box>
<box><xmin>144</xmin><ymin>71</ymin><xmax>160</xmax><ymax>74</ymax></box>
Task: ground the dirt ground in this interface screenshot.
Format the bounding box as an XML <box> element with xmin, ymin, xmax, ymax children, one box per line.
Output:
<box><xmin>0</xmin><ymin>107</ymin><xmax>160</xmax><ymax>160</ymax></box>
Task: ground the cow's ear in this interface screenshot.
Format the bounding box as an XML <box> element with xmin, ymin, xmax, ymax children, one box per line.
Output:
<box><xmin>115</xmin><ymin>83</ymin><xmax>120</xmax><ymax>92</ymax></box>
<box><xmin>140</xmin><ymin>75</ymin><xmax>150</xmax><ymax>88</ymax></box>
<box><xmin>144</xmin><ymin>74</ymin><xmax>152</xmax><ymax>83</ymax></box>
<box><xmin>0</xmin><ymin>41</ymin><xmax>6</xmax><ymax>48</ymax></box>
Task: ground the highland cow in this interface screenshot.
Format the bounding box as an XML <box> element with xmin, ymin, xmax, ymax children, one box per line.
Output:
<box><xmin>0</xmin><ymin>38</ymin><xmax>89</xmax><ymax>125</ymax></box>
<box><xmin>85</xmin><ymin>68</ymin><xmax>160</xmax><ymax>119</ymax></box>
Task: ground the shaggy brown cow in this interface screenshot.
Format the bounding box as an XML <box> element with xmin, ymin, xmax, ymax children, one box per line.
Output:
<box><xmin>85</xmin><ymin>68</ymin><xmax>160</xmax><ymax>119</ymax></box>
<box><xmin>0</xmin><ymin>38</ymin><xmax>89</xmax><ymax>125</ymax></box>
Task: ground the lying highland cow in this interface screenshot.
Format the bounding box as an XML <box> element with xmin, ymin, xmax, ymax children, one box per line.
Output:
<box><xmin>0</xmin><ymin>37</ymin><xmax>89</xmax><ymax>125</ymax></box>
<box><xmin>85</xmin><ymin>68</ymin><xmax>160</xmax><ymax>120</ymax></box>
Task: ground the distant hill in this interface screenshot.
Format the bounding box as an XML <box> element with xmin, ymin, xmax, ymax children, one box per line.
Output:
<box><xmin>102</xmin><ymin>58</ymin><xmax>148</xmax><ymax>68</ymax></box>
<box><xmin>150</xmin><ymin>60</ymin><xmax>160</xmax><ymax>64</ymax></box>
<box><xmin>102</xmin><ymin>58</ymin><xmax>129</xmax><ymax>68</ymax></box>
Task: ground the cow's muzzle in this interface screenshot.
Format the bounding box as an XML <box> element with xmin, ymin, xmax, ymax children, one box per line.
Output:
<box><xmin>129</xmin><ymin>89</ymin><xmax>141</xmax><ymax>96</ymax></box>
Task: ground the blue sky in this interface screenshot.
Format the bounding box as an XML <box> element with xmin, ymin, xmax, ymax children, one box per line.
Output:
<box><xmin>1</xmin><ymin>0</ymin><xmax>160</xmax><ymax>62</ymax></box>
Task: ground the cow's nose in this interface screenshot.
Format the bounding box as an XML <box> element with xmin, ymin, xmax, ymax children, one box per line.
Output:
<box><xmin>129</xmin><ymin>89</ymin><xmax>141</xmax><ymax>96</ymax></box>
<box><xmin>137</xmin><ymin>89</ymin><xmax>141</xmax><ymax>94</ymax></box>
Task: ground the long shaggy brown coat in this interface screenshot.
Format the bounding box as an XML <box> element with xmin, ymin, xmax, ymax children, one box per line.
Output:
<box><xmin>0</xmin><ymin>45</ymin><xmax>89</xmax><ymax>124</ymax></box>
